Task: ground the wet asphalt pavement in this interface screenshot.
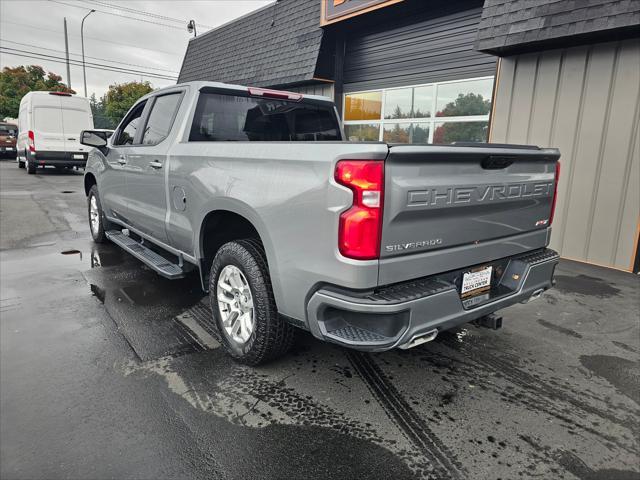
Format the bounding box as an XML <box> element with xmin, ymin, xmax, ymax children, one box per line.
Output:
<box><xmin>0</xmin><ymin>160</ymin><xmax>639</xmax><ymax>480</ymax></box>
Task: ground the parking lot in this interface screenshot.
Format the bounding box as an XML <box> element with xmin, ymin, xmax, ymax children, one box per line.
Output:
<box><xmin>0</xmin><ymin>160</ymin><xmax>638</xmax><ymax>480</ymax></box>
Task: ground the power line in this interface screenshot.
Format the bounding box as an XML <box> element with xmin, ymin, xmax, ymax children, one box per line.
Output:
<box><xmin>48</xmin><ymin>0</ymin><xmax>187</xmax><ymax>31</ymax></box>
<box><xmin>83</xmin><ymin>0</ymin><xmax>214</xmax><ymax>29</ymax></box>
<box><xmin>0</xmin><ymin>47</ymin><xmax>178</xmax><ymax>80</ymax></box>
<box><xmin>0</xmin><ymin>49</ymin><xmax>178</xmax><ymax>81</ymax></box>
<box><xmin>1</xmin><ymin>20</ymin><xmax>184</xmax><ymax>56</ymax></box>
<box><xmin>1</xmin><ymin>39</ymin><xmax>179</xmax><ymax>74</ymax></box>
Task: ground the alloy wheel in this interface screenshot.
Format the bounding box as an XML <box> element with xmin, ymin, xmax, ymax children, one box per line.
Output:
<box><xmin>216</xmin><ymin>265</ymin><xmax>255</xmax><ymax>344</ymax></box>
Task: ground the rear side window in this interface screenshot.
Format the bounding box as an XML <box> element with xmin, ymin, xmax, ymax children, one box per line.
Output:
<box><xmin>114</xmin><ymin>101</ymin><xmax>147</xmax><ymax>146</ymax></box>
<box><xmin>189</xmin><ymin>93</ymin><xmax>341</xmax><ymax>142</ymax></box>
<box><xmin>142</xmin><ymin>93</ymin><xmax>182</xmax><ymax>145</ymax></box>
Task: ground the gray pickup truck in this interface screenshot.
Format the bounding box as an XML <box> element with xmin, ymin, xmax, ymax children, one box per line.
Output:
<box><xmin>81</xmin><ymin>81</ymin><xmax>561</xmax><ymax>365</ymax></box>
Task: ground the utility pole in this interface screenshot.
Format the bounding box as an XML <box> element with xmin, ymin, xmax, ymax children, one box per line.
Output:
<box><xmin>81</xmin><ymin>9</ymin><xmax>95</xmax><ymax>98</ymax></box>
<box><xmin>63</xmin><ymin>18</ymin><xmax>71</xmax><ymax>90</ymax></box>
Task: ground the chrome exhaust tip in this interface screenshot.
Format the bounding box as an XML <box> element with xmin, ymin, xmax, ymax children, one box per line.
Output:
<box><xmin>528</xmin><ymin>288</ymin><xmax>545</xmax><ymax>302</ymax></box>
<box><xmin>398</xmin><ymin>328</ymin><xmax>438</xmax><ymax>350</ymax></box>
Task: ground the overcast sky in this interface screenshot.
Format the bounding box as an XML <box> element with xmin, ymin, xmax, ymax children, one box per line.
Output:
<box><xmin>0</xmin><ymin>0</ymin><xmax>271</xmax><ymax>98</ymax></box>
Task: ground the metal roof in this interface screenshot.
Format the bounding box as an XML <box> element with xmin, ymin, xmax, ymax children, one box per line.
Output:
<box><xmin>475</xmin><ymin>0</ymin><xmax>640</xmax><ymax>55</ymax></box>
<box><xmin>178</xmin><ymin>0</ymin><xmax>324</xmax><ymax>87</ymax></box>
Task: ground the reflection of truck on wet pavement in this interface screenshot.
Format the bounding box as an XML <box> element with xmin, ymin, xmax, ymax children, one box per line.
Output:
<box><xmin>80</xmin><ymin>81</ymin><xmax>561</xmax><ymax>365</ymax></box>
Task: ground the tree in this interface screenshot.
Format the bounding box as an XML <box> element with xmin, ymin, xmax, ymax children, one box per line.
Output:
<box><xmin>89</xmin><ymin>93</ymin><xmax>114</xmax><ymax>129</ymax></box>
<box><xmin>0</xmin><ymin>65</ymin><xmax>74</xmax><ymax>119</ymax></box>
<box><xmin>102</xmin><ymin>81</ymin><xmax>152</xmax><ymax>126</ymax></box>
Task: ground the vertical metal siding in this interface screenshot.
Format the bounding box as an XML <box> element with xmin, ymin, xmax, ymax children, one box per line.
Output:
<box><xmin>490</xmin><ymin>39</ymin><xmax>640</xmax><ymax>271</ymax></box>
<box><xmin>343</xmin><ymin>7</ymin><xmax>497</xmax><ymax>92</ymax></box>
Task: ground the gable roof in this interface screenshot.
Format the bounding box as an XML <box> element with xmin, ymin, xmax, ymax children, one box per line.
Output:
<box><xmin>475</xmin><ymin>0</ymin><xmax>640</xmax><ymax>55</ymax></box>
<box><xmin>178</xmin><ymin>0</ymin><xmax>324</xmax><ymax>87</ymax></box>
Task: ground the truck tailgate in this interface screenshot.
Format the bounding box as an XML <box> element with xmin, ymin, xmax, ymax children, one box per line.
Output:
<box><xmin>379</xmin><ymin>144</ymin><xmax>560</xmax><ymax>285</ymax></box>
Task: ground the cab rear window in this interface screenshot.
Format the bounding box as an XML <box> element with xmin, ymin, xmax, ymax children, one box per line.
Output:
<box><xmin>189</xmin><ymin>92</ymin><xmax>341</xmax><ymax>142</ymax></box>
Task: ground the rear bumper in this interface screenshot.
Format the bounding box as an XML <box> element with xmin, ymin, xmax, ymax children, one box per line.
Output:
<box><xmin>32</xmin><ymin>151</ymin><xmax>87</xmax><ymax>166</ymax></box>
<box><xmin>306</xmin><ymin>248</ymin><xmax>559</xmax><ymax>351</ymax></box>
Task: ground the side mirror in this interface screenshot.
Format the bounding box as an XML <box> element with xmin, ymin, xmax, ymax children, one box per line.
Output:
<box><xmin>81</xmin><ymin>130</ymin><xmax>108</xmax><ymax>148</ymax></box>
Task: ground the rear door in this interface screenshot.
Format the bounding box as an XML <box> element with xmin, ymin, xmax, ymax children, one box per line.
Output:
<box><xmin>124</xmin><ymin>90</ymin><xmax>184</xmax><ymax>244</ymax></box>
<box><xmin>60</xmin><ymin>97</ymin><xmax>93</xmax><ymax>156</ymax></box>
<box><xmin>378</xmin><ymin>144</ymin><xmax>560</xmax><ymax>285</ymax></box>
<box><xmin>32</xmin><ymin>97</ymin><xmax>65</xmax><ymax>153</ymax></box>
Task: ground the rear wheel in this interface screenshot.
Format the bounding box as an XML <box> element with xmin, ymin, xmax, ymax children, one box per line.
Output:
<box><xmin>26</xmin><ymin>153</ymin><xmax>36</xmax><ymax>174</ymax></box>
<box><xmin>88</xmin><ymin>185</ymin><xmax>113</xmax><ymax>243</ymax></box>
<box><xmin>17</xmin><ymin>155</ymin><xmax>25</xmax><ymax>168</ymax></box>
<box><xmin>209</xmin><ymin>239</ymin><xmax>295</xmax><ymax>365</ymax></box>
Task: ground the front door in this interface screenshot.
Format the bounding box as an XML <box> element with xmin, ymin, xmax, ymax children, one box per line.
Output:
<box><xmin>101</xmin><ymin>100</ymin><xmax>148</xmax><ymax>223</ymax></box>
<box><xmin>123</xmin><ymin>92</ymin><xmax>183</xmax><ymax>244</ymax></box>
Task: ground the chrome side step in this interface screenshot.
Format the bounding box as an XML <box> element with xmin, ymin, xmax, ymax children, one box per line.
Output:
<box><xmin>105</xmin><ymin>230</ymin><xmax>184</xmax><ymax>279</ymax></box>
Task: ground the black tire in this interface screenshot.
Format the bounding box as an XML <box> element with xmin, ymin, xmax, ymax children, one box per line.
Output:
<box><xmin>209</xmin><ymin>239</ymin><xmax>295</xmax><ymax>365</ymax></box>
<box><xmin>26</xmin><ymin>152</ymin><xmax>36</xmax><ymax>174</ymax></box>
<box><xmin>18</xmin><ymin>157</ymin><xmax>25</xmax><ymax>168</ymax></box>
<box><xmin>87</xmin><ymin>185</ymin><xmax>113</xmax><ymax>243</ymax></box>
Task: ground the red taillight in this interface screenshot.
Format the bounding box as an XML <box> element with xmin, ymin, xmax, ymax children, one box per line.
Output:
<box><xmin>549</xmin><ymin>161</ymin><xmax>560</xmax><ymax>225</ymax></box>
<box><xmin>28</xmin><ymin>130</ymin><xmax>35</xmax><ymax>152</ymax></box>
<box><xmin>335</xmin><ymin>160</ymin><xmax>384</xmax><ymax>260</ymax></box>
<box><xmin>248</xmin><ymin>87</ymin><xmax>303</xmax><ymax>102</ymax></box>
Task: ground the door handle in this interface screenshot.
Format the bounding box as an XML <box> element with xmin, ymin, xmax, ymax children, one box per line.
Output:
<box><xmin>149</xmin><ymin>160</ymin><xmax>163</xmax><ymax>169</ymax></box>
<box><xmin>117</xmin><ymin>156</ymin><xmax>127</xmax><ymax>165</ymax></box>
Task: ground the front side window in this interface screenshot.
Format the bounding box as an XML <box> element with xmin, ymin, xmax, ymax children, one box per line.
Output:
<box><xmin>189</xmin><ymin>93</ymin><xmax>341</xmax><ymax>142</ymax></box>
<box><xmin>344</xmin><ymin>76</ymin><xmax>494</xmax><ymax>144</ymax></box>
<box><xmin>114</xmin><ymin>101</ymin><xmax>147</xmax><ymax>146</ymax></box>
<box><xmin>142</xmin><ymin>93</ymin><xmax>182</xmax><ymax>145</ymax></box>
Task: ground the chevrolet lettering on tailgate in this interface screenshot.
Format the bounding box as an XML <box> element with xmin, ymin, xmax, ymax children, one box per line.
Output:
<box><xmin>407</xmin><ymin>181</ymin><xmax>554</xmax><ymax>207</ymax></box>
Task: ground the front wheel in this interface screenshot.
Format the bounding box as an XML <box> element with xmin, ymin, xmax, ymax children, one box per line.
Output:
<box><xmin>87</xmin><ymin>185</ymin><xmax>113</xmax><ymax>243</ymax></box>
<box><xmin>209</xmin><ymin>239</ymin><xmax>295</xmax><ymax>365</ymax></box>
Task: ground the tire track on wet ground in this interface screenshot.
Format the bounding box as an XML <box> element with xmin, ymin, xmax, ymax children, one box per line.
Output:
<box><xmin>346</xmin><ymin>350</ymin><xmax>465</xmax><ymax>480</ymax></box>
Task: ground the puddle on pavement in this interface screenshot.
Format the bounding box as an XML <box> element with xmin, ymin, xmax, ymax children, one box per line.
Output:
<box><xmin>554</xmin><ymin>273</ymin><xmax>621</xmax><ymax>297</ymax></box>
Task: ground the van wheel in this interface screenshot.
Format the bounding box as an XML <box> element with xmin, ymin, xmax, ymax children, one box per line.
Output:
<box><xmin>209</xmin><ymin>239</ymin><xmax>295</xmax><ymax>365</ymax></box>
<box><xmin>88</xmin><ymin>185</ymin><xmax>113</xmax><ymax>243</ymax></box>
<box><xmin>26</xmin><ymin>155</ymin><xmax>36</xmax><ymax>174</ymax></box>
<box><xmin>18</xmin><ymin>157</ymin><xmax>25</xmax><ymax>168</ymax></box>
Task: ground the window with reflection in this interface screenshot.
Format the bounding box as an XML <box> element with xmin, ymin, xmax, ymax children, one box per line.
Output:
<box><xmin>344</xmin><ymin>77</ymin><xmax>493</xmax><ymax>144</ymax></box>
<box><xmin>344</xmin><ymin>123</ymin><xmax>380</xmax><ymax>142</ymax></box>
<box><xmin>435</xmin><ymin>78</ymin><xmax>493</xmax><ymax>117</ymax></box>
<box><xmin>433</xmin><ymin>121</ymin><xmax>488</xmax><ymax>144</ymax></box>
<box><xmin>344</xmin><ymin>92</ymin><xmax>382</xmax><ymax>121</ymax></box>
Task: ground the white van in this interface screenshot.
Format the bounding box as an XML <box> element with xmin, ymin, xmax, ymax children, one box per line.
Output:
<box><xmin>17</xmin><ymin>91</ymin><xmax>94</xmax><ymax>174</ymax></box>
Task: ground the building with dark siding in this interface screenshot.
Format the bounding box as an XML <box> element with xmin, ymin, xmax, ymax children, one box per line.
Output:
<box><xmin>179</xmin><ymin>0</ymin><xmax>639</xmax><ymax>272</ymax></box>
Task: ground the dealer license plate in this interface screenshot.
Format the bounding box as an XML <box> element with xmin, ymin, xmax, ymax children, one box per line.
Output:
<box><xmin>461</xmin><ymin>266</ymin><xmax>493</xmax><ymax>297</ymax></box>
<box><xmin>73</xmin><ymin>154</ymin><xmax>84</xmax><ymax>159</ymax></box>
